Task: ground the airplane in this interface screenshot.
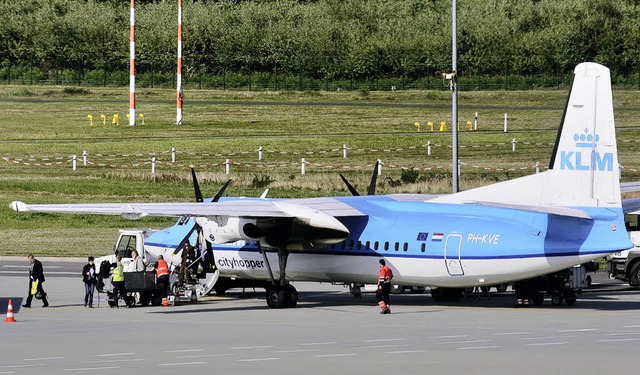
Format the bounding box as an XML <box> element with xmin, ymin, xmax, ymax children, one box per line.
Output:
<box><xmin>10</xmin><ymin>62</ymin><xmax>633</xmax><ymax>308</ymax></box>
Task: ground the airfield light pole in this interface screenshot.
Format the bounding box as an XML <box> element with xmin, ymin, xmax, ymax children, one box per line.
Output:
<box><xmin>129</xmin><ymin>0</ymin><xmax>136</xmax><ymax>126</ymax></box>
<box><xmin>176</xmin><ymin>0</ymin><xmax>183</xmax><ymax>125</ymax></box>
<box><xmin>451</xmin><ymin>0</ymin><xmax>459</xmax><ymax>193</ymax></box>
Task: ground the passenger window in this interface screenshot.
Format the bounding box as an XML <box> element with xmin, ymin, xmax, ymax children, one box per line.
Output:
<box><xmin>357</xmin><ymin>241</ymin><xmax>362</xmax><ymax>250</ymax></box>
<box><xmin>374</xmin><ymin>241</ymin><xmax>379</xmax><ymax>250</ymax></box>
<box><xmin>421</xmin><ymin>243</ymin><xmax>426</xmax><ymax>252</ymax></box>
<box><xmin>366</xmin><ymin>241</ymin><xmax>371</xmax><ymax>249</ymax></box>
<box><xmin>348</xmin><ymin>240</ymin><xmax>354</xmax><ymax>249</ymax></box>
<box><xmin>384</xmin><ymin>242</ymin><xmax>389</xmax><ymax>251</ymax></box>
<box><xmin>403</xmin><ymin>243</ymin><xmax>408</xmax><ymax>252</ymax></box>
<box><xmin>394</xmin><ymin>242</ymin><xmax>399</xmax><ymax>251</ymax></box>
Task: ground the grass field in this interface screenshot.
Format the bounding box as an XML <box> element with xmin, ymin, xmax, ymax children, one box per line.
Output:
<box><xmin>2</xmin><ymin>85</ymin><xmax>640</xmax><ymax>257</ymax></box>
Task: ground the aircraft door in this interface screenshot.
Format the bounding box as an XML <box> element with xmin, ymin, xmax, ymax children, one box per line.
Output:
<box><xmin>444</xmin><ymin>233</ymin><xmax>464</xmax><ymax>276</ymax></box>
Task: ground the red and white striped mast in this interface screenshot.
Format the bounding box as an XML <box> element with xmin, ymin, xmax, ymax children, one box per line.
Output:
<box><xmin>129</xmin><ymin>0</ymin><xmax>136</xmax><ymax>126</ymax></box>
<box><xmin>176</xmin><ymin>0</ymin><xmax>183</xmax><ymax>125</ymax></box>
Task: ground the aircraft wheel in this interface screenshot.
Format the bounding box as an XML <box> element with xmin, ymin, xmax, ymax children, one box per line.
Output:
<box><xmin>284</xmin><ymin>284</ymin><xmax>298</xmax><ymax>308</ymax></box>
<box><xmin>531</xmin><ymin>293</ymin><xmax>544</xmax><ymax>306</ymax></box>
<box><xmin>390</xmin><ymin>285</ymin><xmax>404</xmax><ymax>294</ymax></box>
<box><xmin>266</xmin><ymin>287</ymin><xmax>281</xmax><ymax>308</ymax></box>
<box><xmin>480</xmin><ymin>286</ymin><xmax>490</xmax><ymax>294</ymax></box>
<box><xmin>551</xmin><ymin>294</ymin><xmax>563</xmax><ymax>306</ymax></box>
<box><xmin>125</xmin><ymin>296</ymin><xmax>136</xmax><ymax>308</ymax></box>
<box><xmin>496</xmin><ymin>284</ymin><xmax>508</xmax><ymax>293</ymax></box>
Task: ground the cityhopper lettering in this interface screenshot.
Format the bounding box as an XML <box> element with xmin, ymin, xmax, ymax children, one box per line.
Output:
<box><xmin>559</xmin><ymin>130</ymin><xmax>613</xmax><ymax>171</ymax></box>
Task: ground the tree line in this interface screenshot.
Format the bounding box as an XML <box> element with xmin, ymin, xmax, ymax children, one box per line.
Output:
<box><xmin>1</xmin><ymin>0</ymin><xmax>639</xmax><ymax>89</ymax></box>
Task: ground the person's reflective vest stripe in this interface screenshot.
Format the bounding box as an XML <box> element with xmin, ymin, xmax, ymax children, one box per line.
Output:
<box><xmin>113</xmin><ymin>262</ymin><xmax>125</xmax><ymax>282</ymax></box>
<box><xmin>379</xmin><ymin>266</ymin><xmax>393</xmax><ymax>283</ymax></box>
<box><xmin>156</xmin><ymin>259</ymin><xmax>169</xmax><ymax>277</ymax></box>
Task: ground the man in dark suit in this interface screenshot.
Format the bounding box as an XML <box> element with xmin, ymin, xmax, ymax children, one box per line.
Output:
<box><xmin>23</xmin><ymin>254</ymin><xmax>49</xmax><ymax>308</ymax></box>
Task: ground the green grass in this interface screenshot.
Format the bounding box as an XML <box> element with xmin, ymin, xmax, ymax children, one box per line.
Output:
<box><xmin>2</xmin><ymin>85</ymin><xmax>640</xmax><ymax>257</ymax></box>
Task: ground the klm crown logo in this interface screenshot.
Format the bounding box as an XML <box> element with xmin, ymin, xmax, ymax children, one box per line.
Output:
<box><xmin>560</xmin><ymin>128</ymin><xmax>612</xmax><ymax>171</ymax></box>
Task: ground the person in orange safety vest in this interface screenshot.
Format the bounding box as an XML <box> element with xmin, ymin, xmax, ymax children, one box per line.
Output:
<box><xmin>151</xmin><ymin>255</ymin><xmax>170</xmax><ymax>305</ymax></box>
<box><xmin>376</xmin><ymin>259</ymin><xmax>393</xmax><ymax>314</ymax></box>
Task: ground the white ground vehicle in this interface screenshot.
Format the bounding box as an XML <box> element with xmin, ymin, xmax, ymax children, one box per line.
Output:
<box><xmin>95</xmin><ymin>229</ymin><xmax>219</xmax><ymax>306</ymax></box>
<box><xmin>607</xmin><ymin>212</ymin><xmax>640</xmax><ymax>286</ymax></box>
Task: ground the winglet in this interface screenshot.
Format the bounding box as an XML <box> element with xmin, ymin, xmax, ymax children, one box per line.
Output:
<box><xmin>9</xmin><ymin>201</ymin><xmax>29</xmax><ymax>212</ymax></box>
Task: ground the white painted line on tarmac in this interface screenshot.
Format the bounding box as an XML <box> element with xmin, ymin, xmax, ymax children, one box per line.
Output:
<box><xmin>300</xmin><ymin>341</ymin><xmax>338</xmax><ymax>346</ymax></box>
<box><xmin>94</xmin><ymin>353</ymin><xmax>137</xmax><ymax>357</ymax></box>
<box><xmin>237</xmin><ymin>358</ymin><xmax>280</xmax><ymax>362</ymax></box>
<box><xmin>526</xmin><ymin>342</ymin><xmax>569</xmax><ymax>346</ymax></box>
<box><xmin>353</xmin><ymin>344</ymin><xmax>410</xmax><ymax>350</ymax></box>
<box><xmin>157</xmin><ymin>362</ymin><xmax>207</xmax><ymax>366</ymax></box>
<box><xmin>364</xmin><ymin>338</ymin><xmax>404</xmax><ymax>343</ymax></box>
<box><xmin>272</xmin><ymin>349</ymin><xmax>321</xmax><ymax>354</ymax></box>
<box><xmin>623</xmin><ymin>325</ymin><xmax>640</xmax><ymax>328</ymax></box>
<box><xmin>432</xmin><ymin>335</ymin><xmax>468</xmax><ymax>339</ymax></box>
<box><xmin>0</xmin><ymin>371</ymin><xmax>15</xmax><ymax>374</ymax></box>
<box><xmin>440</xmin><ymin>339</ymin><xmax>493</xmax><ymax>345</ymax></box>
<box><xmin>87</xmin><ymin>359</ymin><xmax>144</xmax><ymax>364</ymax></box>
<box><xmin>386</xmin><ymin>350</ymin><xmax>425</xmax><ymax>354</ymax></box>
<box><xmin>0</xmin><ymin>365</ymin><xmax>45</xmax><ymax>369</ymax></box>
<box><xmin>458</xmin><ymin>346</ymin><xmax>503</xmax><ymax>350</ymax></box>
<box><xmin>493</xmin><ymin>332</ymin><xmax>530</xmax><ymax>336</ymax></box>
<box><xmin>230</xmin><ymin>345</ymin><xmax>273</xmax><ymax>350</ymax></box>
<box><xmin>177</xmin><ymin>354</ymin><xmax>235</xmax><ymax>359</ymax></box>
<box><xmin>63</xmin><ymin>367</ymin><xmax>119</xmax><ymax>371</ymax></box>
<box><xmin>598</xmin><ymin>338</ymin><xmax>640</xmax><ymax>343</ymax></box>
<box><xmin>557</xmin><ymin>328</ymin><xmax>598</xmax><ymax>333</ymax></box>
<box><xmin>521</xmin><ymin>335</ymin><xmax>575</xmax><ymax>341</ymax></box>
<box><xmin>315</xmin><ymin>354</ymin><xmax>357</xmax><ymax>358</ymax></box>
<box><xmin>23</xmin><ymin>357</ymin><xmax>65</xmax><ymax>361</ymax></box>
<box><xmin>164</xmin><ymin>349</ymin><xmax>203</xmax><ymax>353</ymax></box>
<box><xmin>603</xmin><ymin>332</ymin><xmax>640</xmax><ymax>336</ymax></box>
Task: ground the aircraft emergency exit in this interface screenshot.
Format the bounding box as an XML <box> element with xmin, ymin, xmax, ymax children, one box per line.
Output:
<box><xmin>10</xmin><ymin>62</ymin><xmax>632</xmax><ymax>308</ymax></box>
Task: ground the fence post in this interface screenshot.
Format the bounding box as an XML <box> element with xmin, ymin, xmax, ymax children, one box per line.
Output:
<box><xmin>258</xmin><ymin>146</ymin><xmax>263</xmax><ymax>161</ymax></box>
<box><xmin>512</xmin><ymin>138</ymin><xmax>516</xmax><ymax>152</ymax></box>
<box><xmin>343</xmin><ymin>144</ymin><xmax>347</xmax><ymax>159</ymax></box>
<box><xmin>301</xmin><ymin>158</ymin><xmax>305</xmax><ymax>175</ymax></box>
<box><xmin>503</xmin><ymin>113</ymin><xmax>508</xmax><ymax>132</ymax></box>
<box><xmin>457</xmin><ymin>159</ymin><xmax>461</xmax><ymax>178</ymax></box>
<box><xmin>82</xmin><ymin>150</ymin><xmax>87</xmax><ymax>166</ymax></box>
<box><xmin>474</xmin><ymin>112</ymin><xmax>478</xmax><ymax>130</ymax></box>
<box><xmin>171</xmin><ymin>147</ymin><xmax>176</xmax><ymax>163</ymax></box>
<box><xmin>151</xmin><ymin>157</ymin><xmax>156</xmax><ymax>174</ymax></box>
<box><xmin>536</xmin><ymin>161</ymin><xmax>540</xmax><ymax>174</ymax></box>
<box><xmin>377</xmin><ymin>159</ymin><xmax>382</xmax><ymax>176</ymax></box>
<box><xmin>225</xmin><ymin>159</ymin><xmax>230</xmax><ymax>175</ymax></box>
<box><xmin>427</xmin><ymin>141</ymin><xmax>432</xmax><ymax>156</ymax></box>
<box><xmin>72</xmin><ymin>155</ymin><xmax>77</xmax><ymax>171</ymax></box>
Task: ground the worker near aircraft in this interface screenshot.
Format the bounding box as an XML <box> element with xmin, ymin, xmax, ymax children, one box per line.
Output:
<box><xmin>376</xmin><ymin>259</ymin><xmax>393</xmax><ymax>314</ymax></box>
<box><xmin>22</xmin><ymin>254</ymin><xmax>49</xmax><ymax>308</ymax></box>
<box><xmin>111</xmin><ymin>255</ymin><xmax>125</xmax><ymax>308</ymax></box>
<box><xmin>152</xmin><ymin>255</ymin><xmax>170</xmax><ymax>306</ymax></box>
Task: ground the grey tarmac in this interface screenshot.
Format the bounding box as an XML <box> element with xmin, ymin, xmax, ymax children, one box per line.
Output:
<box><xmin>1</xmin><ymin>267</ymin><xmax>640</xmax><ymax>375</ymax></box>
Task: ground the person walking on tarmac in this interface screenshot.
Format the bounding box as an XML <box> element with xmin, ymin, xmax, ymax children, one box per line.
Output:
<box><xmin>22</xmin><ymin>254</ymin><xmax>49</xmax><ymax>308</ymax></box>
<box><xmin>82</xmin><ymin>256</ymin><xmax>97</xmax><ymax>308</ymax></box>
<box><xmin>151</xmin><ymin>255</ymin><xmax>170</xmax><ymax>306</ymax></box>
<box><xmin>376</xmin><ymin>259</ymin><xmax>393</xmax><ymax>314</ymax></box>
<box><xmin>111</xmin><ymin>255</ymin><xmax>125</xmax><ymax>308</ymax></box>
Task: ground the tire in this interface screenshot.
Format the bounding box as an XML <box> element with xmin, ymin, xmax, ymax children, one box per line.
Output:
<box><xmin>430</xmin><ymin>288</ymin><xmax>445</xmax><ymax>302</ymax></box>
<box><xmin>266</xmin><ymin>287</ymin><xmax>281</xmax><ymax>308</ymax></box>
<box><xmin>496</xmin><ymin>284</ymin><xmax>508</xmax><ymax>293</ymax></box>
<box><xmin>125</xmin><ymin>296</ymin><xmax>136</xmax><ymax>308</ymax></box>
<box><xmin>140</xmin><ymin>293</ymin><xmax>151</xmax><ymax>307</ymax></box>
<box><xmin>563</xmin><ymin>290</ymin><xmax>577</xmax><ymax>306</ymax></box>
<box><xmin>480</xmin><ymin>286</ymin><xmax>490</xmax><ymax>294</ymax></box>
<box><xmin>551</xmin><ymin>294</ymin><xmax>563</xmax><ymax>306</ymax></box>
<box><xmin>284</xmin><ymin>284</ymin><xmax>298</xmax><ymax>308</ymax></box>
<box><xmin>531</xmin><ymin>293</ymin><xmax>544</xmax><ymax>305</ymax></box>
<box><xmin>629</xmin><ymin>262</ymin><xmax>640</xmax><ymax>286</ymax></box>
<box><xmin>565</xmin><ymin>297</ymin><xmax>577</xmax><ymax>305</ymax></box>
<box><xmin>390</xmin><ymin>285</ymin><xmax>404</xmax><ymax>294</ymax></box>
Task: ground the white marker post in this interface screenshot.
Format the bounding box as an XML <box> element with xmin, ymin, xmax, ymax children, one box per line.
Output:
<box><xmin>151</xmin><ymin>157</ymin><xmax>156</xmax><ymax>174</ymax></box>
<box><xmin>82</xmin><ymin>150</ymin><xmax>87</xmax><ymax>166</ymax></box>
<box><xmin>225</xmin><ymin>159</ymin><xmax>230</xmax><ymax>174</ymax></box>
<box><xmin>427</xmin><ymin>141</ymin><xmax>432</xmax><ymax>156</ymax></box>
<box><xmin>474</xmin><ymin>112</ymin><xmax>478</xmax><ymax>130</ymax></box>
<box><xmin>343</xmin><ymin>144</ymin><xmax>347</xmax><ymax>159</ymax></box>
<box><xmin>258</xmin><ymin>146</ymin><xmax>263</xmax><ymax>161</ymax></box>
<box><xmin>301</xmin><ymin>158</ymin><xmax>306</xmax><ymax>175</ymax></box>
<box><xmin>72</xmin><ymin>155</ymin><xmax>77</xmax><ymax>171</ymax></box>
<box><xmin>512</xmin><ymin>138</ymin><xmax>516</xmax><ymax>152</ymax></box>
<box><xmin>171</xmin><ymin>147</ymin><xmax>176</xmax><ymax>163</ymax></box>
<box><xmin>503</xmin><ymin>113</ymin><xmax>508</xmax><ymax>132</ymax></box>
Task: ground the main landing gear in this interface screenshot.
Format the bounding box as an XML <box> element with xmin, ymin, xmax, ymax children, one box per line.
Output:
<box><xmin>260</xmin><ymin>244</ymin><xmax>298</xmax><ymax>308</ymax></box>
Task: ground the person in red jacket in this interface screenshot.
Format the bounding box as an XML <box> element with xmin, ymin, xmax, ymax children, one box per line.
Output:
<box><xmin>376</xmin><ymin>259</ymin><xmax>393</xmax><ymax>314</ymax></box>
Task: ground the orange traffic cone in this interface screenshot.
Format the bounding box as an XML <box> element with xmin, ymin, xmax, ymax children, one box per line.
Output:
<box><xmin>5</xmin><ymin>299</ymin><xmax>16</xmax><ymax>323</ymax></box>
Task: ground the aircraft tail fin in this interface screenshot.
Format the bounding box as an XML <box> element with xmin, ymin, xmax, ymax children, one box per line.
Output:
<box><xmin>433</xmin><ymin>62</ymin><xmax>620</xmax><ymax>209</ymax></box>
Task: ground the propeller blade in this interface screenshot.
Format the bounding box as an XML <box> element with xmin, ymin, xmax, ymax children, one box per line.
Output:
<box><xmin>367</xmin><ymin>160</ymin><xmax>380</xmax><ymax>196</ymax></box>
<box><xmin>213</xmin><ymin>179</ymin><xmax>232</xmax><ymax>202</ymax></box>
<box><xmin>190</xmin><ymin>168</ymin><xmax>204</xmax><ymax>203</ymax></box>
<box><xmin>339</xmin><ymin>174</ymin><xmax>361</xmax><ymax>196</ymax></box>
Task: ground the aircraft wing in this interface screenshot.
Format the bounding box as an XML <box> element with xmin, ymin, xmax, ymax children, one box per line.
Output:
<box><xmin>621</xmin><ymin>181</ymin><xmax>640</xmax><ymax>194</ymax></box>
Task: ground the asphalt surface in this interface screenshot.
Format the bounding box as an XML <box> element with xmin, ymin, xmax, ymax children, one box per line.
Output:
<box><xmin>2</xmin><ymin>261</ymin><xmax>640</xmax><ymax>374</ymax></box>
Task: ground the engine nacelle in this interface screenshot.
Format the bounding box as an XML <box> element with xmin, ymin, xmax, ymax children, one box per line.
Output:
<box><xmin>196</xmin><ymin>217</ymin><xmax>262</xmax><ymax>244</ymax></box>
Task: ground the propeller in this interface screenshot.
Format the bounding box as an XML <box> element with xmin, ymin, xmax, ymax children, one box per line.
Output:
<box><xmin>339</xmin><ymin>160</ymin><xmax>380</xmax><ymax>196</ymax></box>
